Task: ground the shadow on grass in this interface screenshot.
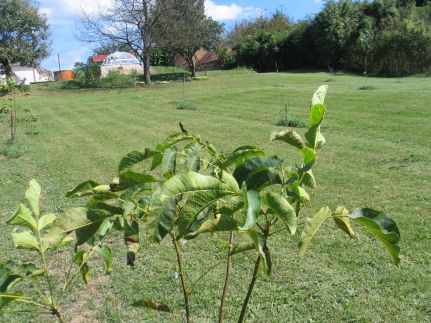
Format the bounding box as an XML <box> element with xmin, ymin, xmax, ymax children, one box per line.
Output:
<box><xmin>149</xmin><ymin>72</ymin><xmax>191</xmax><ymax>83</ymax></box>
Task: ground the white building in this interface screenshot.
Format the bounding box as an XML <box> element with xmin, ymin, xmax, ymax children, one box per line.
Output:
<box><xmin>10</xmin><ymin>64</ymin><xmax>53</xmax><ymax>85</ymax></box>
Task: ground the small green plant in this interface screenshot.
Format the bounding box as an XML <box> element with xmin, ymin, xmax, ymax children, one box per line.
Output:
<box><xmin>276</xmin><ymin>104</ymin><xmax>305</xmax><ymax>128</ymax></box>
<box><xmin>2</xmin><ymin>86</ymin><xmax>401</xmax><ymax>322</ymax></box>
<box><xmin>3</xmin><ymin>140</ymin><xmax>28</xmax><ymax>158</ymax></box>
<box><xmin>21</xmin><ymin>109</ymin><xmax>40</xmax><ymax>135</ymax></box>
<box><xmin>176</xmin><ymin>101</ymin><xmax>197</xmax><ymax>110</ymax></box>
<box><xmin>100</xmin><ymin>70</ymin><xmax>136</xmax><ymax>88</ymax></box>
<box><xmin>1</xmin><ymin>180</ymin><xmax>113</xmax><ymax>321</ymax></box>
<box><xmin>359</xmin><ymin>85</ymin><xmax>376</xmax><ymax>90</ymax></box>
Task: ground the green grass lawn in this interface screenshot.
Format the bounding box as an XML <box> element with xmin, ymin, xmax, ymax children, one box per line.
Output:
<box><xmin>1</xmin><ymin>71</ymin><xmax>430</xmax><ymax>322</ymax></box>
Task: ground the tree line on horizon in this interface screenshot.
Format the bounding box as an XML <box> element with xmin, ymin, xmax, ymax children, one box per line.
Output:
<box><xmin>223</xmin><ymin>0</ymin><xmax>431</xmax><ymax>75</ymax></box>
<box><xmin>1</xmin><ymin>0</ymin><xmax>431</xmax><ymax>86</ymax></box>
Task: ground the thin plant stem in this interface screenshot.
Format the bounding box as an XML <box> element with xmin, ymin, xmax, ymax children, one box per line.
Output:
<box><xmin>52</xmin><ymin>308</ymin><xmax>66</xmax><ymax>323</ymax></box>
<box><xmin>238</xmin><ymin>255</ymin><xmax>261</xmax><ymax>323</ymax></box>
<box><xmin>35</xmin><ymin>214</ymin><xmax>57</xmax><ymax>312</ymax></box>
<box><xmin>170</xmin><ymin>233</ymin><xmax>191</xmax><ymax>323</ymax></box>
<box><xmin>219</xmin><ymin>232</ymin><xmax>234</xmax><ymax>323</ymax></box>
<box><xmin>0</xmin><ymin>295</ymin><xmax>47</xmax><ymax>309</ymax></box>
<box><xmin>61</xmin><ymin>242</ymin><xmax>101</xmax><ymax>298</ymax></box>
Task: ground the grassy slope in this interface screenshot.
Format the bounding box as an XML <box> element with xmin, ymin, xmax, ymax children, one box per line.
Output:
<box><xmin>0</xmin><ymin>71</ymin><xmax>430</xmax><ymax>322</ymax></box>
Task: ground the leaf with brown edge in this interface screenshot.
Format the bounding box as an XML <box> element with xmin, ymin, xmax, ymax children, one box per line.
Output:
<box><xmin>132</xmin><ymin>299</ymin><xmax>171</xmax><ymax>313</ymax></box>
<box><xmin>332</xmin><ymin>207</ymin><xmax>356</xmax><ymax>238</ymax></box>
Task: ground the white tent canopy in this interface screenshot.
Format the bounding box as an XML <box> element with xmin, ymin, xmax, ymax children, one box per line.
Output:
<box><xmin>102</xmin><ymin>52</ymin><xmax>140</xmax><ymax>66</ymax></box>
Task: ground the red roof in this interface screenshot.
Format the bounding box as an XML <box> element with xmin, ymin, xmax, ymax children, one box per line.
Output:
<box><xmin>91</xmin><ymin>54</ymin><xmax>108</xmax><ymax>62</ymax></box>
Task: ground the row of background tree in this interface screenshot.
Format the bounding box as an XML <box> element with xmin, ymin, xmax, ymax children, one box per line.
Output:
<box><xmin>1</xmin><ymin>0</ymin><xmax>430</xmax><ymax>87</ymax></box>
<box><xmin>224</xmin><ymin>0</ymin><xmax>431</xmax><ymax>75</ymax></box>
<box><xmin>87</xmin><ymin>0</ymin><xmax>431</xmax><ymax>78</ymax></box>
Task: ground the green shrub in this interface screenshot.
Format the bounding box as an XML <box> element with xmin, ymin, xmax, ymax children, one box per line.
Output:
<box><xmin>3</xmin><ymin>140</ymin><xmax>28</xmax><ymax>158</ymax></box>
<box><xmin>276</xmin><ymin>115</ymin><xmax>306</xmax><ymax>128</ymax></box>
<box><xmin>100</xmin><ymin>70</ymin><xmax>136</xmax><ymax>88</ymax></box>
<box><xmin>73</xmin><ymin>61</ymin><xmax>102</xmax><ymax>88</ymax></box>
<box><xmin>21</xmin><ymin>109</ymin><xmax>39</xmax><ymax>135</ymax></box>
<box><xmin>176</xmin><ymin>101</ymin><xmax>197</xmax><ymax>110</ymax></box>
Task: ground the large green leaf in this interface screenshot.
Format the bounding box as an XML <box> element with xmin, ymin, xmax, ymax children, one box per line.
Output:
<box><xmin>248</xmin><ymin>230</ymin><xmax>272</xmax><ymax>275</ymax></box>
<box><xmin>147</xmin><ymin>190</ymin><xmax>177</xmax><ymax>242</ymax></box>
<box><xmin>305</xmin><ymin>125</ymin><xmax>326</xmax><ymax>149</ymax></box>
<box><xmin>156</xmin><ymin>133</ymin><xmax>196</xmax><ymax>151</ymax></box>
<box><xmin>43</xmin><ymin>208</ymin><xmax>105</xmax><ymax>249</ymax></box>
<box><xmin>162</xmin><ymin>171</ymin><xmax>237</xmax><ymax>197</ymax></box>
<box><xmin>161</xmin><ymin>148</ymin><xmax>177</xmax><ymax>179</ymax></box>
<box><xmin>197</xmin><ymin>214</ymin><xmax>238</xmax><ymax>234</ymax></box>
<box><xmin>172</xmin><ymin>172</ymin><xmax>239</xmax><ymax>236</ymax></box>
<box><xmin>302</xmin><ymin>170</ymin><xmax>316</xmax><ymax>189</ymax></box>
<box><xmin>292</xmin><ymin>182</ymin><xmax>310</xmax><ymax>202</ymax></box>
<box><xmin>0</xmin><ymin>262</ymin><xmax>22</xmax><ymax>293</ymax></box>
<box><xmin>37</xmin><ymin>213</ymin><xmax>56</xmax><ymax>231</ymax></box>
<box><xmin>299</xmin><ymin>147</ymin><xmax>316</xmax><ymax>170</ymax></box>
<box><xmin>263</xmin><ymin>192</ymin><xmax>297</xmax><ymax>235</ymax></box>
<box><xmin>125</xmin><ymin>220</ymin><xmax>140</xmax><ymax>266</ymax></box>
<box><xmin>7</xmin><ymin>204</ymin><xmax>37</xmax><ymax>233</ymax></box>
<box><xmin>75</xmin><ymin>205</ymin><xmax>122</xmax><ymax>246</ymax></box>
<box><xmin>186</xmin><ymin>156</ymin><xmax>200</xmax><ymax>172</ymax></box>
<box><xmin>66</xmin><ymin>180</ymin><xmax>102</xmax><ymax>198</ymax></box>
<box><xmin>349</xmin><ymin>208</ymin><xmax>401</xmax><ymax>265</ymax></box>
<box><xmin>309</xmin><ymin>104</ymin><xmax>326</xmax><ymax>128</ymax></box>
<box><xmin>299</xmin><ymin>207</ymin><xmax>332</xmax><ymax>255</ymax></box>
<box><xmin>311</xmin><ymin>85</ymin><xmax>328</xmax><ymax>106</ymax></box>
<box><xmin>73</xmin><ymin>251</ymin><xmax>90</xmax><ymax>285</ymax></box>
<box><xmin>332</xmin><ymin>207</ymin><xmax>356</xmax><ymax>238</ymax></box>
<box><xmin>245</xmin><ymin>166</ymin><xmax>282</xmax><ymax>191</ymax></box>
<box><xmin>132</xmin><ymin>299</ymin><xmax>171</xmax><ymax>313</ymax></box>
<box><xmin>0</xmin><ymin>262</ymin><xmax>44</xmax><ymax>309</ymax></box>
<box><xmin>119</xmin><ymin>171</ymin><xmax>161</xmax><ymax>187</ymax></box>
<box><xmin>118</xmin><ymin>149</ymin><xmax>159</xmax><ymax>173</ymax></box>
<box><xmin>220</xmin><ymin>171</ymin><xmax>240</xmax><ymax>193</ymax></box>
<box><xmin>25</xmin><ymin>180</ymin><xmax>41</xmax><ymax>217</ymax></box>
<box><xmin>239</xmin><ymin>188</ymin><xmax>261</xmax><ymax>231</ymax></box>
<box><xmin>97</xmin><ymin>245</ymin><xmax>113</xmax><ymax>274</ymax></box>
<box><xmin>270</xmin><ymin>129</ymin><xmax>305</xmax><ymax>149</ymax></box>
<box><xmin>11</xmin><ymin>232</ymin><xmax>39</xmax><ymax>251</ymax></box>
<box><xmin>220</xmin><ymin>146</ymin><xmax>265</xmax><ymax>168</ymax></box>
<box><xmin>13</xmin><ymin>263</ymin><xmax>45</xmax><ymax>278</ymax></box>
<box><xmin>233</xmin><ymin>157</ymin><xmax>282</xmax><ymax>187</ymax></box>
<box><xmin>305</xmin><ymin>104</ymin><xmax>327</xmax><ymax>149</ymax></box>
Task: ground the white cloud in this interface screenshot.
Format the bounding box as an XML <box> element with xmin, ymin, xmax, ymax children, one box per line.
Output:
<box><xmin>59</xmin><ymin>0</ymin><xmax>112</xmax><ymax>16</ymax></box>
<box><xmin>204</xmin><ymin>0</ymin><xmax>262</xmax><ymax>21</ymax></box>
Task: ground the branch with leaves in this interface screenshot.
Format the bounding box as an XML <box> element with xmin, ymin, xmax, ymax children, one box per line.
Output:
<box><xmin>2</xmin><ymin>86</ymin><xmax>401</xmax><ymax>322</ymax></box>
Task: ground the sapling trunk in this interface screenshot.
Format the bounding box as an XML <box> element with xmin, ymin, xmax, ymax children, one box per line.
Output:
<box><xmin>10</xmin><ymin>96</ymin><xmax>17</xmax><ymax>143</ymax></box>
<box><xmin>238</xmin><ymin>255</ymin><xmax>261</xmax><ymax>323</ymax></box>
<box><xmin>219</xmin><ymin>232</ymin><xmax>234</xmax><ymax>323</ymax></box>
<box><xmin>171</xmin><ymin>233</ymin><xmax>191</xmax><ymax>323</ymax></box>
<box><xmin>238</xmin><ymin>220</ymin><xmax>272</xmax><ymax>322</ymax></box>
<box><xmin>52</xmin><ymin>309</ymin><xmax>65</xmax><ymax>323</ymax></box>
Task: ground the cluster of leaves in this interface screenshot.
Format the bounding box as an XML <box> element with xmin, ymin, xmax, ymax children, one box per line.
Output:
<box><xmin>1</xmin><ymin>86</ymin><xmax>401</xmax><ymax>322</ymax></box>
<box><xmin>0</xmin><ymin>0</ymin><xmax>50</xmax><ymax>78</ymax></box>
<box><xmin>1</xmin><ymin>180</ymin><xmax>112</xmax><ymax>320</ymax></box>
<box><xmin>100</xmin><ymin>70</ymin><xmax>137</xmax><ymax>89</ymax></box>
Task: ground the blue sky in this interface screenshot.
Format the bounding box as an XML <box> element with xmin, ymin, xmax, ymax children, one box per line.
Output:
<box><xmin>38</xmin><ymin>0</ymin><xmax>324</xmax><ymax>71</ymax></box>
